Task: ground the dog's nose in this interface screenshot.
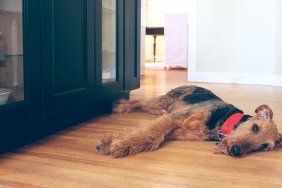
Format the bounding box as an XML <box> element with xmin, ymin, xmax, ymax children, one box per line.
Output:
<box><xmin>230</xmin><ymin>145</ymin><xmax>241</xmax><ymax>157</ymax></box>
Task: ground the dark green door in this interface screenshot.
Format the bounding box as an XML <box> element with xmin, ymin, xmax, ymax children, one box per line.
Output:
<box><xmin>42</xmin><ymin>0</ymin><xmax>95</xmax><ymax>116</ymax></box>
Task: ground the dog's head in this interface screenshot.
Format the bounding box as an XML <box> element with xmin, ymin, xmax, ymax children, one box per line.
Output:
<box><xmin>215</xmin><ymin>105</ymin><xmax>282</xmax><ymax>157</ymax></box>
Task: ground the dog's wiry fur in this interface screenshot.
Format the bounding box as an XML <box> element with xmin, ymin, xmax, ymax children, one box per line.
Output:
<box><xmin>96</xmin><ymin>85</ymin><xmax>282</xmax><ymax>158</ymax></box>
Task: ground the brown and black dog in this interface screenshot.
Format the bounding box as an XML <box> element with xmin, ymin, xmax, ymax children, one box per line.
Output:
<box><xmin>96</xmin><ymin>85</ymin><xmax>282</xmax><ymax>158</ymax></box>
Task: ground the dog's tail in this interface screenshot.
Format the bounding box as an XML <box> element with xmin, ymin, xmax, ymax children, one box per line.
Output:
<box><xmin>109</xmin><ymin>115</ymin><xmax>181</xmax><ymax>158</ymax></box>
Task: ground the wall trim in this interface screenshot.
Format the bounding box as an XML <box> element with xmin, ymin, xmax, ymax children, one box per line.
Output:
<box><xmin>273</xmin><ymin>74</ymin><xmax>282</xmax><ymax>86</ymax></box>
<box><xmin>188</xmin><ymin>72</ymin><xmax>282</xmax><ymax>86</ymax></box>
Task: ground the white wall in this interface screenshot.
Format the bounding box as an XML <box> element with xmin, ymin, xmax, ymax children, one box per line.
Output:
<box><xmin>146</xmin><ymin>0</ymin><xmax>165</xmax><ymax>27</ymax></box>
<box><xmin>276</xmin><ymin>0</ymin><xmax>282</xmax><ymax>76</ymax></box>
<box><xmin>146</xmin><ymin>0</ymin><xmax>190</xmax><ymax>26</ymax></box>
<box><xmin>188</xmin><ymin>0</ymin><xmax>282</xmax><ymax>86</ymax></box>
<box><xmin>197</xmin><ymin>0</ymin><xmax>276</xmax><ymax>74</ymax></box>
<box><xmin>163</xmin><ymin>0</ymin><xmax>190</xmax><ymax>15</ymax></box>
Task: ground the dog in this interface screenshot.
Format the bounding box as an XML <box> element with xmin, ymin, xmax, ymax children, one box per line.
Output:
<box><xmin>96</xmin><ymin>85</ymin><xmax>282</xmax><ymax>158</ymax></box>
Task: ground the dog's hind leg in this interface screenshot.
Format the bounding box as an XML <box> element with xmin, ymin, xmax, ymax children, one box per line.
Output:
<box><xmin>113</xmin><ymin>96</ymin><xmax>170</xmax><ymax>115</ymax></box>
<box><xmin>112</xmin><ymin>99</ymin><xmax>146</xmax><ymax>114</ymax></box>
<box><xmin>112</xmin><ymin>85</ymin><xmax>198</xmax><ymax>115</ymax></box>
<box><xmin>100</xmin><ymin>115</ymin><xmax>180</xmax><ymax>158</ymax></box>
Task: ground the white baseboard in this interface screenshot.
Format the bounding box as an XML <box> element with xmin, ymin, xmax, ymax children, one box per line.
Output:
<box><xmin>188</xmin><ymin>72</ymin><xmax>282</xmax><ymax>86</ymax></box>
<box><xmin>273</xmin><ymin>74</ymin><xmax>282</xmax><ymax>86</ymax></box>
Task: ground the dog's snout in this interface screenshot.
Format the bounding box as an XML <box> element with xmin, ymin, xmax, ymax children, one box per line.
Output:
<box><xmin>229</xmin><ymin>145</ymin><xmax>241</xmax><ymax>157</ymax></box>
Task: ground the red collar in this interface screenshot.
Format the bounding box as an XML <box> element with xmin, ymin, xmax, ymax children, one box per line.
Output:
<box><xmin>219</xmin><ymin>113</ymin><xmax>244</xmax><ymax>135</ymax></box>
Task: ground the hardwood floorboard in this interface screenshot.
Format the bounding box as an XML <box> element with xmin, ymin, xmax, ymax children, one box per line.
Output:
<box><xmin>1</xmin><ymin>68</ymin><xmax>282</xmax><ymax>188</ymax></box>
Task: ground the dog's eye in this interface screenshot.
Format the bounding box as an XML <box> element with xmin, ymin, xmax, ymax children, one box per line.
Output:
<box><xmin>252</xmin><ymin>124</ymin><xmax>259</xmax><ymax>133</ymax></box>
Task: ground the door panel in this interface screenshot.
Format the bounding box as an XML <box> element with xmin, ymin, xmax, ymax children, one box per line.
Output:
<box><xmin>0</xmin><ymin>0</ymin><xmax>42</xmax><ymax>120</ymax></box>
<box><xmin>95</xmin><ymin>0</ymin><xmax>124</xmax><ymax>98</ymax></box>
<box><xmin>0</xmin><ymin>0</ymin><xmax>24</xmax><ymax>105</ymax></box>
<box><xmin>102</xmin><ymin>0</ymin><xmax>117</xmax><ymax>84</ymax></box>
<box><xmin>53</xmin><ymin>0</ymin><xmax>87</xmax><ymax>94</ymax></box>
<box><xmin>0</xmin><ymin>0</ymin><xmax>42</xmax><ymax>150</ymax></box>
<box><xmin>42</xmin><ymin>0</ymin><xmax>95</xmax><ymax>116</ymax></box>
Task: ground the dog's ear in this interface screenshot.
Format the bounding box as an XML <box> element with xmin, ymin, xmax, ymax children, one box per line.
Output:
<box><xmin>255</xmin><ymin>104</ymin><xmax>273</xmax><ymax>120</ymax></box>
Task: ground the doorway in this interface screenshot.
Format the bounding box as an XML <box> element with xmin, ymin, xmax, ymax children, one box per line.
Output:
<box><xmin>140</xmin><ymin>0</ymin><xmax>189</xmax><ymax>74</ymax></box>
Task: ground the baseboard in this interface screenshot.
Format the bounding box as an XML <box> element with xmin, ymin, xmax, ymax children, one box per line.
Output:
<box><xmin>188</xmin><ymin>72</ymin><xmax>282</xmax><ymax>86</ymax></box>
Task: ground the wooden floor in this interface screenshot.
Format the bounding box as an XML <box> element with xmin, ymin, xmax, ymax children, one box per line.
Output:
<box><xmin>1</xmin><ymin>68</ymin><xmax>282</xmax><ymax>188</ymax></box>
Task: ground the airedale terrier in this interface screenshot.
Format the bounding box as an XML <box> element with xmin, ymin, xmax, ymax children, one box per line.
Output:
<box><xmin>96</xmin><ymin>85</ymin><xmax>282</xmax><ymax>157</ymax></box>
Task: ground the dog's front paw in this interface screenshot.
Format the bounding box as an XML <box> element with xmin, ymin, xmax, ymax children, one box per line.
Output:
<box><xmin>96</xmin><ymin>137</ymin><xmax>112</xmax><ymax>155</ymax></box>
<box><xmin>109</xmin><ymin>140</ymin><xmax>131</xmax><ymax>158</ymax></box>
<box><xmin>213</xmin><ymin>139</ymin><xmax>229</xmax><ymax>155</ymax></box>
<box><xmin>214</xmin><ymin>146</ymin><xmax>229</xmax><ymax>155</ymax></box>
